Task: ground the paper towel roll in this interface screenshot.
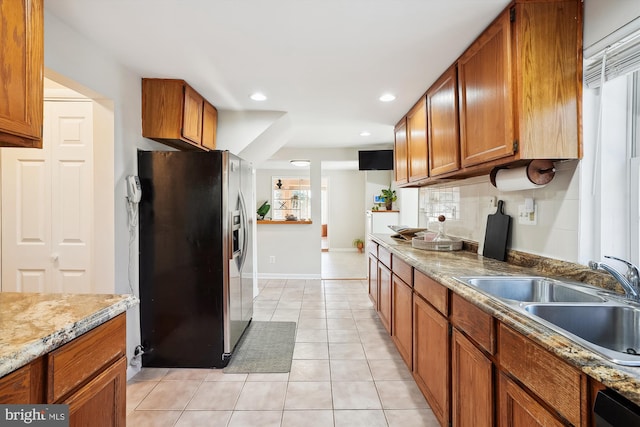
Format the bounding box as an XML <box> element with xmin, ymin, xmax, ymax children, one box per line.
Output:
<box><xmin>491</xmin><ymin>160</ymin><xmax>555</xmax><ymax>192</ymax></box>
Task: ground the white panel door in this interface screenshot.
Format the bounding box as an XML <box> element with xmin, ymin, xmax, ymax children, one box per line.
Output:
<box><xmin>2</xmin><ymin>101</ymin><xmax>94</xmax><ymax>293</ymax></box>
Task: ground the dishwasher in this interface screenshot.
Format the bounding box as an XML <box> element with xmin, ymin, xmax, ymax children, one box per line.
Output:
<box><xmin>593</xmin><ymin>389</ymin><xmax>640</xmax><ymax>426</ymax></box>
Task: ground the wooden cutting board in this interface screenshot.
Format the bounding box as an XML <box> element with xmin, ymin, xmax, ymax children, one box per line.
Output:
<box><xmin>483</xmin><ymin>200</ymin><xmax>511</xmax><ymax>261</ymax></box>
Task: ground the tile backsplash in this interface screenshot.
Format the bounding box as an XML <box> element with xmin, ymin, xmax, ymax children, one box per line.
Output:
<box><xmin>418</xmin><ymin>160</ymin><xmax>580</xmax><ymax>263</ymax></box>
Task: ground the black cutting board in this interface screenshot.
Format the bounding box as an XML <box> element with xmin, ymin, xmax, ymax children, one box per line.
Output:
<box><xmin>483</xmin><ymin>200</ymin><xmax>511</xmax><ymax>261</ymax></box>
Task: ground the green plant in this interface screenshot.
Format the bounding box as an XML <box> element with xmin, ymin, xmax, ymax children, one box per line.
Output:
<box><xmin>352</xmin><ymin>238</ymin><xmax>365</xmax><ymax>252</ymax></box>
<box><xmin>257</xmin><ymin>200</ymin><xmax>270</xmax><ymax>219</ymax></box>
<box><xmin>380</xmin><ymin>186</ymin><xmax>397</xmax><ymax>203</ymax></box>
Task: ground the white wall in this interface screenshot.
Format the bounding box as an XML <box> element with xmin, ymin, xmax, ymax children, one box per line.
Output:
<box><xmin>255</xmin><ymin>168</ymin><xmax>321</xmax><ymax>278</ymax></box>
<box><xmin>44</xmin><ymin>11</ymin><xmax>166</xmax><ymax>379</ymax></box>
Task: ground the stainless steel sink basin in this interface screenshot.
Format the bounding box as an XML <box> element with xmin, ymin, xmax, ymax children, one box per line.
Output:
<box><xmin>524</xmin><ymin>304</ymin><xmax>640</xmax><ymax>365</ymax></box>
<box><xmin>455</xmin><ymin>276</ymin><xmax>606</xmax><ymax>303</ymax></box>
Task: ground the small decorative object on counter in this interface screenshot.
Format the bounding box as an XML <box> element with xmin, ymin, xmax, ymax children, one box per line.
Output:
<box><xmin>276</xmin><ymin>179</ymin><xmax>283</xmax><ymax>189</ymax></box>
<box><xmin>285</xmin><ymin>214</ymin><xmax>298</xmax><ymax>221</ymax></box>
<box><xmin>257</xmin><ymin>200</ymin><xmax>270</xmax><ymax>220</ymax></box>
<box><xmin>412</xmin><ymin>215</ymin><xmax>463</xmax><ymax>251</ymax></box>
<box><xmin>352</xmin><ymin>238</ymin><xmax>365</xmax><ymax>253</ymax></box>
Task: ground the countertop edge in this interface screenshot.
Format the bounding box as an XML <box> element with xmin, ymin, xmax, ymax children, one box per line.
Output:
<box><xmin>0</xmin><ymin>294</ymin><xmax>139</xmax><ymax>378</ymax></box>
<box><xmin>371</xmin><ymin>235</ymin><xmax>640</xmax><ymax>406</ymax></box>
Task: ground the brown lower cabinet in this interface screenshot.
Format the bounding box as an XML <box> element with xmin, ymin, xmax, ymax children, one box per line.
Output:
<box><xmin>499</xmin><ymin>373</ymin><xmax>564</xmax><ymax>427</ymax></box>
<box><xmin>367</xmin><ymin>252</ymin><xmax>378</xmax><ymax>308</ymax></box>
<box><xmin>365</xmin><ymin>253</ymin><xmax>605</xmax><ymax>427</ymax></box>
<box><xmin>0</xmin><ymin>314</ymin><xmax>126</xmax><ymax>425</ymax></box>
<box><xmin>413</xmin><ymin>294</ymin><xmax>449</xmax><ymax>427</ymax></box>
<box><xmin>377</xmin><ymin>262</ymin><xmax>392</xmax><ymax>334</ymax></box>
<box><xmin>452</xmin><ymin>328</ymin><xmax>494</xmax><ymax>427</ymax></box>
<box><xmin>391</xmin><ymin>274</ymin><xmax>413</xmax><ymax>369</ymax></box>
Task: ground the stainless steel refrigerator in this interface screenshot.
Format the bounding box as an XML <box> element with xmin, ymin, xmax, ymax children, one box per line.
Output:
<box><xmin>138</xmin><ymin>150</ymin><xmax>254</xmax><ymax>368</ymax></box>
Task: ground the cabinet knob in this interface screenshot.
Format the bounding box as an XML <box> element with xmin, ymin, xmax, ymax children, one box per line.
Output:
<box><xmin>51</xmin><ymin>253</ymin><xmax>59</xmax><ymax>262</ymax></box>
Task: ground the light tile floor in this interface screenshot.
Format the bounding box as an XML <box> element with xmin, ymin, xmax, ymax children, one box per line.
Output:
<box><xmin>127</xmin><ymin>277</ymin><xmax>439</xmax><ymax>426</ymax></box>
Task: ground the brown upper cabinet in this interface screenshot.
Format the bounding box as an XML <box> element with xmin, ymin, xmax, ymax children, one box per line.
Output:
<box><xmin>394</xmin><ymin>118</ymin><xmax>408</xmax><ymax>184</ymax></box>
<box><xmin>0</xmin><ymin>0</ymin><xmax>44</xmax><ymax>148</ymax></box>
<box><xmin>394</xmin><ymin>0</ymin><xmax>582</xmax><ymax>186</ymax></box>
<box><xmin>427</xmin><ymin>65</ymin><xmax>460</xmax><ymax>177</ymax></box>
<box><xmin>202</xmin><ymin>101</ymin><xmax>218</xmax><ymax>151</ymax></box>
<box><xmin>458</xmin><ymin>0</ymin><xmax>582</xmax><ymax>169</ymax></box>
<box><xmin>407</xmin><ymin>97</ymin><xmax>429</xmax><ymax>183</ymax></box>
<box><xmin>142</xmin><ymin>78</ymin><xmax>218</xmax><ymax>151</ymax></box>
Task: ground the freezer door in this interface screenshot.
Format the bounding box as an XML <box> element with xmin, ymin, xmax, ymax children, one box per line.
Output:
<box><xmin>225</xmin><ymin>153</ymin><xmax>252</xmax><ymax>355</ymax></box>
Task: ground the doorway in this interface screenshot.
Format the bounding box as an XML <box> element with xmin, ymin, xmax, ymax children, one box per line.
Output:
<box><xmin>0</xmin><ymin>75</ymin><xmax>115</xmax><ymax>293</ymax></box>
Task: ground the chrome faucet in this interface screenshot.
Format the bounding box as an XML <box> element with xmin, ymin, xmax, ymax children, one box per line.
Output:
<box><xmin>589</xmin><ymin>255</ymin><xmax>640</xmax><ymax>301</ymax></box>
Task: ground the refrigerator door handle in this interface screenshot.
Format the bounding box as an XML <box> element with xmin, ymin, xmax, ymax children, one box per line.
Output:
<box><xmin>237</xmin><ymin>192</ymin><xmax>249</xmax><ymax>271</ymax></box>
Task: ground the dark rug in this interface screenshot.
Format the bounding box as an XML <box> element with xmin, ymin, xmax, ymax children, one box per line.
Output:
<box><xmin>224</xmin><ymin>321</ymin><xmax>296</xmax><ymax>373</ymax></box>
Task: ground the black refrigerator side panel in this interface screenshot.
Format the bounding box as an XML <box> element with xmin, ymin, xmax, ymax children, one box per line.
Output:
<box><xmin>138</xmin><ymin>150</ymin><xmax>226</xmax><ymax>367</ymax></box>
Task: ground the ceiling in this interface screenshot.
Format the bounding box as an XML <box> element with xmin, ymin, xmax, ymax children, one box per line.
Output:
<box><xmin>44</xmin><ymin>0</ymin><xmax>510</xmax><ymax>158</ymax></box>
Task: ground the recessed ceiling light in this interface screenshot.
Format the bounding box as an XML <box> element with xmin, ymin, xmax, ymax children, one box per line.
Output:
<box><xmin>379</xmin><ymin>93</ymin><xmax>396</xmax><ymax>102</ymax></box>
<box><xmin>290</xmin><ymin>160</ymin><xmax>310</xmax><ymax>167</ymax></box>
<box><xmin>360</xmin><ymin>131</ymin><xmax>371</xmax><ymax>137</ymax></box>
<box><xmin>250</xmin><ymin>92</ymin><xmax>267</xmax><ymax>101</ymax></box>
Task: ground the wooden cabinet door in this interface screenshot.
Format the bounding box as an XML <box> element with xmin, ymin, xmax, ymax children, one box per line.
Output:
<box><xmin>427</xmin><ymin>65</ymin><xmax>460</xmax><ymax>176</ymax></box>
<box><xmin>391</xmin><ymin>275</ymin><xmax>412</xmax><ymax>368</ymax></box>
<box><xmin>413</xmin><ymin>295</ymin><xmax>450</xmax><ymax>427</ymax></box>
<box><xmin>0</xmin><ymin>358</ymin><xmax>44</xmax><ymax>404</ymax></box>
<box><xmin>202</xmin><ymin>101</ymin><xmax>218</xmax><ymax>150</ymax></box>
<box><xmin>407</xmin><ymin>97</ymin><xmax>428</xmax><ymax>182</ymax></box>
<box><xmin>452</xmin><ymin>328</ymin><xmax>493</xmax><ymax>427</ymax></box>
<box><xmin>499</xmin><ymin>373</ymin><xmax>564</xmax><ymax>427</ymax></box>
<box><xmin>458</xmin><ymin>10</ymin><xmax>515</xmax><ymax>167</ymax></box>
<box><xmin>0</xmin><ymin>0</ymin><xmax>43</xmax><ymax>148</ymax></box>
<box><xmin>182</xmin><ymin>85</ymin><xmax>204</xmax><ymax>144</ymax></box>
<box><xmin>378</xmin><ymin>262</ymin><xmax>392</xmax><ymax>334</ymax></box>
<box><xmin>368</xmin><ymin>253</ymin><xmax>378</xmax><ymax>309</ymax></box>
<box><xmin>63</xmin><ymin>356</ymin><xmax>126</xmax><ymax>427</ymax></box>
<box><xmin>394</xmin><ymin>118</ymin><xmax>408</xmax><ymax>184</ymax></box>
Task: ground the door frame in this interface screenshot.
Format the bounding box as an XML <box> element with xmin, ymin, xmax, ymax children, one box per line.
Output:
<box><xmin>0</xmin><ymin>70</ymin><xmax>115</xmax><ymax>293</ymax></box>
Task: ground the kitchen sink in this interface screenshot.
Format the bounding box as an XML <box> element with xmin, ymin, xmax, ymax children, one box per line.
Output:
<box><xmin>524</xmin><ymin>304</ymin><xmax>640</xmax><ymax>365</ymax></box>
<box><xmin>455</xmin><ymin>276</ymin><xmax>606</xmax><ymax>303</ymax></box>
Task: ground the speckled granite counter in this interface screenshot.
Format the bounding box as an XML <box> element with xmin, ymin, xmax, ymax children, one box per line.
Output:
<box><xmin>0</xmin><ymin>292</ymin><xmax>139</xmax><ymax>378</ymax></box>
<box><xmin>371</xmin><ymin>234</ymin><xmax>640</xmax><ymax>406</ymax></box>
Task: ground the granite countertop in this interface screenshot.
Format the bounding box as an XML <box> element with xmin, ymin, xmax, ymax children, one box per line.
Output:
<box><xmin>0</xmin><ymin>292</ymin><xmax>139</xmax><ymax>378</ymax></box>
<box><xmin>371</xmin><ymin>234</ymin><xmax>640</xmax><ymax>406</ymax></box>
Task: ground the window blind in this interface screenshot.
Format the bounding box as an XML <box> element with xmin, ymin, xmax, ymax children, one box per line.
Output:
<box><xmin>585</xmin><ymin>18</ymin><xmax>640</xmax><ymax>88</ymax></box>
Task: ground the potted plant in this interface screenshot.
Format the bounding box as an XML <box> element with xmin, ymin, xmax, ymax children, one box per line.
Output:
<box><xmin>380</xmin><ymin>186</ymin><xmax>397</xmax><ymax>210</ymax></box>
<box><xmin>352</xmin><ymin>238</ymin><xmax>365</xmax><ymax>253</ymax></box>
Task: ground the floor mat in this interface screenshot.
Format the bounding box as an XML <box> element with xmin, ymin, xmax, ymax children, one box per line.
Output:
<box><xmin>224</xmin><ymin>321</ymin><xmax>296</xmax><ymax>373</ymax></box>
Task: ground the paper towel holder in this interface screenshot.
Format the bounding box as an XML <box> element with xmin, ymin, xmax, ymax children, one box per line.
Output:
<box><xmin>489</xmin><ymin>160</ymin><xmax>556</xmax><ymax>189</ymax></box>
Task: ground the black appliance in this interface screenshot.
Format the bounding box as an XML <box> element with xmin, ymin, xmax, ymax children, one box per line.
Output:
<box><xmin>138</xmin><ymin>150</ymin><xmax>254</xmax><ymax>368</ymax></box>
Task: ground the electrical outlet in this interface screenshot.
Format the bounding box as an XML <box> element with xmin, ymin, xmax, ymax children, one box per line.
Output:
<box><xmin>518</xmin><ymin>204</ymin><xmax>537</xmax><ymax>225</ymax></box>
<box><xmin>269</xmin><ymin>256</ymin><xmax>276</xmax><ymax>264</ymax></box>
<box><xmin>487</xmin><ymin>196</ymin><xmax>497</xmax><ymax>209</ymax></box>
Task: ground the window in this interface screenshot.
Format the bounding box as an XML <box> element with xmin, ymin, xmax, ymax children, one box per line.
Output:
<box><xmin>581</xmin><ymin>24</ymin><xmax>640</xmax><ymax>267</ymax></box>
<box><xmin>272</xmin><ymin>177</ymin><xmax>311</xmax><ymax>221</ymax></box>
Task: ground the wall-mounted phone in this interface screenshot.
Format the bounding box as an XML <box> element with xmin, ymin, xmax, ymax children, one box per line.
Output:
<box><xmin>127</xmin><ymin>175</ymin><xmax>142</xmax><ymax>203</ymax></box>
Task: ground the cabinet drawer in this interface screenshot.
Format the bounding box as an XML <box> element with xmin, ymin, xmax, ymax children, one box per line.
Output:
<box><xmin>451</xmin><ymin>293</ymin><xmax>495</xmax><ymax>354</ymax></box>
<box><xmin>48</xmin><ymin>314</ymin><xmax>126</xmax><ymax>403</ymax></box>
<box><xmin>378</xmin><ymin>246</ymin><xmax>392</xmax><ymax>269</ymax></box>
<box><xmin>414</xmin><ymin>270</ymin><xmax>448</xmax><ymax>315</ymax></box>
<box><xmin>499</xmin><ymin>324</ymin><xmax>583</xmax><ymax>426</ymax></box>
<box><xmin>392</xmin><ymin>256</ymin><xmax>412</xmax><ymax>286</ymax></box>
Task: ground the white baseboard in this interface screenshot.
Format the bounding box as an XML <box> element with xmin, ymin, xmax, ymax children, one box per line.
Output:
<box><xmin>324</xmin><ymin>248</ymin><xmax>359</xmax><ymax>252</ymax></box>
